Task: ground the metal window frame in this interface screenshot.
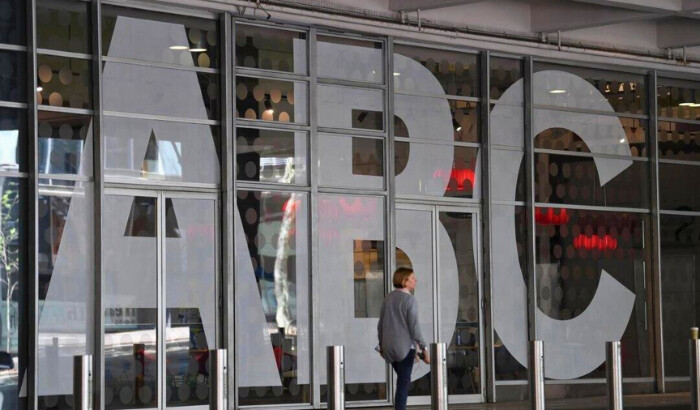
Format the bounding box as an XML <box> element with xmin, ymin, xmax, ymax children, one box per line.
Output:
<box><xmin>27</xmin><ymin>0</ymin><xmax>38</xmax><ymax>408</ymax></box>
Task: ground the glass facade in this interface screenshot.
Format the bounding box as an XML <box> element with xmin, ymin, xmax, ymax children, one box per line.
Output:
<box><xmin>3</xmin><ymin>0</ymin><xmax>700</xmax><ymax>408</ymax></box>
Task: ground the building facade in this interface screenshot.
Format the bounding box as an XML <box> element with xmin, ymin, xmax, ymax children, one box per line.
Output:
<box><xmin>2</xmin><ymin>0</ymin><xmax>700</xmax><ymax>408</ymax></box>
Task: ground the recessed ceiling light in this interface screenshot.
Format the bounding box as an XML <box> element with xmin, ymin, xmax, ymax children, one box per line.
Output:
<box><xmin>549</xmin><ymin>89</ymin><xmax>566</xmax><ymax>94</ymax></box>
<box><xmin>36</xmin><ymin>86</ymin><xmax>43</xmax><ymax>92</ymax></box>
<box><xmin>679</xmin><ymin>102</ymin><xmax>695</xmax><ymax>107</ymax></box>
<box><xmin>393</xmin><ymin>72</ymin><xmax>401</xmax><ymax>76</ymax></box>
<box><xmin>619</xmin><ymin>138</ymin><xmax>626</xmax><ymax>143</ymax></box>
<box><xmin>169</xmin><ymin>45</ymin><xmax>188</xmax><ymax>50</ymax></box>
<box><xmin>189</xmin><ymin>48</ymin><xmax>207</xmax><ymax>52</ymax></box>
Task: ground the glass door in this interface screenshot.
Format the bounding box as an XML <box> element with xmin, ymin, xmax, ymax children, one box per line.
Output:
<box><xmin>103</xmin><ymin>189</ymin><xmax>218</xmax><ymax>410</ymax></box>
<box><xmin>399</xmin><ymin>205</ymin><xmax>483</xmax><ymax>406</ymax></box>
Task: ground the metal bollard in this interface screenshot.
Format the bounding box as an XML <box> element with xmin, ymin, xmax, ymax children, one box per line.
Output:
<box><xmin>327</xmin><ymin>346</ymin><xmax>345</xmax><ymax>410</ymax></box>
<box><xmin>606</xmin><ymin>341</ymin><xmax>623</xmax><ymax>410</ymax></box>
<box><xmin>429</xmin><ymin>342</ymin><xmax>448</xmax><ymax>410</ymax></box>
<box><xmin>690</xmin><ymin>328</ymin><xmax>700</xmax><ymax>410</ymax></box>
<box><xmin>73</xmin><ymin>355</ymin><xmax>92</xmax><ymax>410</ymax></box>
<box><xmin>210</xmin><ymin>349</ymin><xmax>227</xmax><ymax>410</ymax></box>
<box><xmin>528</xmin><ymin>340</ymin><xmax>545</xmax><ymax>410</ymax></box>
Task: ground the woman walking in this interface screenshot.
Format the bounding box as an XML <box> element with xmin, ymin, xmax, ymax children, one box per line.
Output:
<box><xmin>377</xmin><ymin>267</ymin><xmax>430</xmax><ymax>410</ymax></box>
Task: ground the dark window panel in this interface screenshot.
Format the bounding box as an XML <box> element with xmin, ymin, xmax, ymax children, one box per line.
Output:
<box><xmin>236</xmin><ymin>76</ymin><xmax>307</xmax><ymax>124</ymax></box>
<box><xmin>236</xmin><ymin>24</ymin><xmax>307</xmax><ymax>74</ymax></box>
<box><xmin>37</xmin><ymin>0</ymin><xmax>91</xmax><ymax>54</ymax></box>
<box><xmin>658</xmin><ymin>121</ymin><xmax>700</xmax><ymax>162</ymax></box>
<box><xmin>37</xmin><ymin>55</ymin><xmax>91</xmax><ymax>110</ymax></box>
<box><xmin>490</xmin><ymin>57</ymin><xmax>523</xmax><ymax>102</ymax></box>
<box><xmin>658</xmin><ymin>77</ymin><xmax>700</xmax><ymax>121</ymax></box>
<box><xmin>394</xmin><ymin>45</ymin><xmax>479</xmax><ymax>98</ymax></box>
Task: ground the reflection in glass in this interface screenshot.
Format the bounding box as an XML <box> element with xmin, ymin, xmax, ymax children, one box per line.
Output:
<box><xmin>318</xmin><ymin>194</ymin><xmax>386</xmax><ymax>402</ymax></box>
<box><xmin>534</xmin><ymin>153</ymin><xmax>649</xmax><ymax>208</ymax></box>
<box><xmin>236</xmin><ymin>25</ymin><xmax>307</xmax><ymax>74</ymax></box>
<box><xmin>0</xmin><ymin>108</ymin><xmax>26</xmax><ymax>173</ymax></box>
<box><xmin>104</xmin><ymin>195</ymin><xmax>157</xmax><ymax>409</ymax></box>
<box><xmin>490</xmin><ymin>149</ymin><xmax>525</xmax><ymax>202</ymax></box>
<box><xmin>165</xmin><ymin>197</ymin><xmax>216</xmax><ymax>407</ymax></box>
<box><xmin>0</xmin><ymin>178</ymin><xmax>26</xmax><ymax>410</ymax></box>
<box><xmin>317</xmin><ymin>36</ymin><xmax>383</xmax><ymax>83</ymax></box>
<box><xmin>660</xmin><ymin>215</ymin><xmax>700</xmax><ymax>377</ymax></box>
<box><xmin>439</xmin><ymin>212</ymin><xmax>480</xmax><ymax>394</ymax></box>
<box><xmin>102</xmin><ymin>7</ymin><xmax>219</xmax><ymax>69</ymax></box>
<box><xmin>493</xmin><ymin>205</ymin><xmax>527</xmax><ymax>381</ymax></box>
<box><xmin>318</xmin><ymin>134</ymin><xmax>383</xmax><ymax>189</ymax></box>
<box><xmin>236</xmin><ymin>191</ymin><xmax>310</xmax><ymax>405</ymax></box>
<box><xmin>394</xmin><ymin>45</ymin><xmax>479</xmax><ymax>97</ymax></box>
<box><xmin>395</xmin><ymin>143</ymin><xmax>479</xmax><ymax>199</ymax></box>
<box><xmin>37</xmin><ymin>179</ymin><xmax>93</xmax><ymax>410</ymax></box>
<box><xmin>658</xmin><ymin>121</ymin><xmax>700</xmax><ymax>161</ymax></box>
<box><xmin>37</xmin><ymin>0</ymin><xmax>90</xmax><ymax>54</ymax></box>
<box><xmin>38</xmin><ymin>111</ymin><xmax>92</xmax><ymax>176</ymax></box>
<box><xmin>37</xmin><ymin>55</ymin><xmax>91</xmax><ymax>109</ymax></box>
<box><xmin>236</xmin><ymin>76</ymin><xmax>307</xmax><ymax>124</ymax></box>
<box><xmin>658</xmin><ymin>78</ymin><xmax>700</xmax><ymax>120</ymax></box>
<box><xmin>535</xmin><ymin>209</ymin><xmax>652</xmax><ymax>377</ymax></box>
<box><xmin>317</xmin><ymin>85</ymin><xmax>383</xmax><ymax>131</ymax></box>
<box><xmin>236</xmin><ymin>128</ymin><xmax>307</xmax><ymax>185</ymax></box>
<box><xmin>0</xmin><ymin>0</ymin><xmax>25</xmax><ymax>45</ymax></box>
<box><xmin>534</xmin><ymin>62</ymin><xmax>646</xmax><ymax>115</ymax></box>
<box><xmin>394</xmin><ymin>98</ymin><xmax>479</xmax><ymax>143</ymax></box>
<box><xmin>104</xmin><ymin>116</ymin><xmax>220</xmax><ymax>184</ymax></box>
<box><xmin>0</xmin><ymin>51</ymin><xmax>26</xmax><ymax>103</ymax></box>
<box><xmin>660</xmin><ymin>163</ymin><xmax>700</xmax><ymax>212</ymax></box>
<box><xmin>535</xmin><ymin>118</ymin><xmax>648</xmax><ymax>157</ymax></box>
<box><xmin>490</xmin><ymin>57</ymin><xmax>522</xmax><ymax>102</ymax></box>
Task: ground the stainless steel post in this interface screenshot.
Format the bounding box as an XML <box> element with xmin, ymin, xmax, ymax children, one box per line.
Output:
<box><xmin>327</xmin><ymin>346</ymin><xmax>345</xmax><ymax>410</ymax></box>
<box><xmin>528</xmin><ymin>340</ymin><xmax>545</xmax><ymax>410</ymax></box>
<box><xmin>430</xmin><ymin>342</ymin><xmax>448</xmax><ymax>410</ymax></box>
<box><xmin>691</xmin><ymin>328</ymin><xmax>700</xmax><ymax>410</ymax></box>
<box><xmin>210</xmin><ymin>349</ymin><xmax>227</xmax><ymax>410</ymax></box>
<box><xmin>606</xmin><ymin>341</ymin><xmax>623</xmax><ymax>410</ymax></box>
<box><xmin>73</xmin><ymin>355</ymin><xmax>92</xmax><ymax>410</ymax></box>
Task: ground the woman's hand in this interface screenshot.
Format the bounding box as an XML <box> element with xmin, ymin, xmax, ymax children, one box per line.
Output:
<box><xmin>421</xmin><ymin>350</ymin><xmax>430</xmax><ymax>364</ymax></box>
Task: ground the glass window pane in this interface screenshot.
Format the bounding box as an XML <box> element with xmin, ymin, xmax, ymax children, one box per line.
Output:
<box><xmin>37</xmin><ymin>179</ymin><xmax>93</xmax><ymax>410</ymax></box>
<box><xmin>0</xmin><ymin>108</ymin><xmax>26</xmax><ymax>173</ymax></box>
<box><xmin>236</xmin><ymin>76</ymin><xmax>307</xmax><ymax>124</ymax></box>
<box><xmin>235</xmin><ymin>191</ymin><xmax>310</xmax><ymax>405</ymax></box>
<box><xmin>236</xmin><ymin>127</ymin><xmax>307</xmax><ymax>185</ymax></box>
<box><xmin>38</xmin><ymin>111</ymin><xmax>93</xmax><ymax>176</ymax></box>
<box><xmin>534</xmin><ymin>113</ymin><xmax>648</xmax><ymax>157</ymax></box>
<box><xmin>439</xmin><ymin>211</ymin><xmax>480</xmax><ymax>394</ymax></box>
<box><xmin>395</xmin><ymin>143</ymin><xmax>480</xmax><ymax>199</ymax></box>
<box><xmin>0</xmin><ymin>178</ymin><xmax>27</xmax><ymax>410</ymax></box>
<box><xmin>318</xmin><ymin>194</ymin><xmax>386</xmax><ymax>402</ymax></box>
<box><xmin>394</xmin><ymin>45</ymin><xmax>479</xmax><ymax>98</ymax></box>
<box><xmin>37</xmin><ymin>0</ymin><xmax>90</xmax><ymax>54</ymax></box>
<box><xmin>534</xmin><ymin>63</ymin><xmax>646</xmax><ymax>115</ymax></box>
<box><xmin>318</xmin><ymin>134</ymin><xmax>383</xmax><ymax>190</ymax></box>
<box><xmin>490</xmin><ymin>57</ymin><xmax>523</xmax><ymax>102</ymax></box>
<box><xmin>0</xmin><ymin>51</ymin><xmax>26</xmax><ymax>103</ymax></box>
<box><xmin>490</xmin><ymin>103</ymin><xmax>524</xmax><ymax>148</ymax></box>
<box><xmin>317</xmin><ymin>85</ymin><xmax>383</xmax><ymax>131</ymax></box>
<box><xmin>535</xmin><ymin>209</ymin><xmax>652</xmax><ymax>378</ymax></box>
<box><xmin>102</xmin><ymin>7</ymin><xmax>219</xmax><ymax>69</ymax></box>
<box><xmin>394</xmin><ymin>94</ymin><xmax>479</xmax><ymax>143</ymax></box>
<box><xmin>491</xmin><ymin>149</ymin><xmax>526</xmax><ymax>202</ymax></box>
<box><xmin>236</xmin><ymin>25</ymin><xmax>307</xmax><ymax>74</ymax></box>
<box><xmin>658</xmin><ymin>121</ymin><xmax>700</xmax><ymax>161</ymax></box>
<box><xmin>660</xmin><ymin>214</ymin><xmax>700</xmax><ymax>377</ymax></box>
<box><xmin>165</xmin><ymin>197</ymin><xmax>217</xmax><ymax>407</ymax></box>
<box><xmin>658</xmin><ymin>78</ymin><xmax>700</xmax><ymax>120</ymax></box>
<box><xmin>534</xmin><ymin>153</ymin><xmax>649</xmax><ymax>208</ymax></box>
<box><xmin>317</xmin><ymin>36</ymin><xmax>382</xmax><ymax>83</ymax></box>
<box><xmin>492</xmin><ymin>205</ymin><xmax>528</xmax><ymax>381</ymax></box>
<box><xmin>104</xmin><ymin>116</ymin><xmax>220</xmax><ymax>184</ymax></box>
<box><xmin>0</xmin><ymin>0</ymin><xmax>25</xmax><ymax>45</ymax></box>
<box><xmin>104</xmin><ymin>195</ymin><xmax>158</xmax><ymax>409</ymax></box>
<box><xmin>660</xmin><ymin>163</ymin><xmax>700</xmax><ymax>212</ymax></box>
<box><xmin>104</xmin><ymin>62</ymin><xmax>219</xmax><ymax>120</ymax></box>
<box><xmin>37</xmin><ymin>55</ymin><xmax>91</xmax><ymax>109</ymax></box>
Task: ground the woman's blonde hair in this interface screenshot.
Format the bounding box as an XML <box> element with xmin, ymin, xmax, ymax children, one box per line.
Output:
<box><xmin>393</xmin><ymin>267</ymin><xmax>414</xmax><ymax>289</ymax></box>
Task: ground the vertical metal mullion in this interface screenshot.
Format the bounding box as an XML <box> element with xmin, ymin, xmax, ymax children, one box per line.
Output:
<box><xmin>523</xmin><ymin>57</ymin><xmax>537</xmax><ymax>343</ymax></box>
<box><xmin>26</xmin><ymin>0</ymin><xmax>38</xmax><ymax>407</ymax></box>
<box><xmin>157</xmin><ymin>192</ymin><xmax>165</xmax><ymax>409</ymax></box>
<box><xmin>479</xmin><ymin>50</ymin><xmax>496</xmax><ymax>404</ymax></box>
<box><xmin>220</xmin><ymin>12</ymin><xmax>235</xmax><ymax>410</ymax></box>
<box><xmin>648</xmin><ymin>70</ymin><xmax>665</xmax><ymax>393</ymax></box>
<box><xmin>308</xmin><ymin>26</ymin><xmax>320</xmax><ymax>409</ymax></box>
<box><xmin>385</xmin><ymin>36</ymin><xmax>396</xmax><ymax>406</ymax></box>
<box><xmin>91</xmin><ymin>0</ymin><xmax>105</xmax><ymax>409</ymax></box>
<box><xmin>432</xmin><ymin>208</ymin><xmax>439</xmax><ymax>344</ymax></box>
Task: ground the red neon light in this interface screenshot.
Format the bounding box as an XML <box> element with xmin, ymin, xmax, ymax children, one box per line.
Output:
<box><xmin>573</xmin><ymin>234</ymin><xmax>618</xmax><ymax>250</ymax></box>
<box><xmin>535</xmin><ymin>207</ymin><xmax>570</xmax><ymax>225</ymax></box>
<box><xmin>434</xmin><ymin>168</ymin><xmax>475</xmax><ymax>191</ymax></box>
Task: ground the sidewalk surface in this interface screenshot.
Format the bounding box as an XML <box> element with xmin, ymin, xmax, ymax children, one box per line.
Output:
<box><xmin>376</xmin><ymin>392</ymin><xmax>690</xmax><ymax>409</ymax></box>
